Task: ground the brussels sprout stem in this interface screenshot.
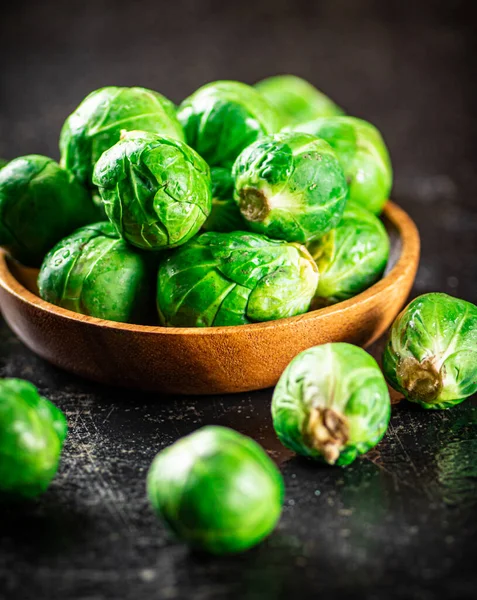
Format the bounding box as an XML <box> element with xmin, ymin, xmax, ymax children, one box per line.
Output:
<box><xmin>239</xmin><ymin>188</ymin><xmax>271</xmax><ymax>222</ymax></box>
<box><xmin>397</xmin><ymin>357</ymin><xmax>442</xmax><ymax>404</ymax></box>
<box><xmin>307</xmin><ymin>407</ymin><xmax>349</xmax><ymax>464</ymax></box>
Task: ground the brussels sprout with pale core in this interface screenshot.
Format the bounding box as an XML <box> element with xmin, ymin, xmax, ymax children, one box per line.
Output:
<box><xmin>255</xmin><ymin>74</ymin><xmax>343</xmax><ymax>126</ymax></box>
<box><xmin>177</xmin><ymin>81</ymin><xmax>283</xmax><ymax>168</ymax></box>
<box><xmin>308</xmin><ymin>202</ymin><xmax>390</xmax><ymax>306</ymax></box>
<box><xmin>147</xmin><ymin>426</ymin><xmax>284</xmax><ymax>554</ymax></box>
<box><xmin>0</xmin><ymin>155</ymin><xmax>99</xmax><ymax>267</ymax></box>
<box><xmin>272</xmin><ymin>343</ymin><xmax>391</xmax><ymax>465</ymax></box>
<box><xmin>202</xmin><ymin>167</ymin><xmax>245</xmax><ymax>233</ymax></box>
<box><xmin>233</xmin><ymin>132</ymin><xmax>348</xmax><ymax>244</ymax></box>
<box><xmin>60</xmin><ymin>86</ymin><xmax>184</xmax><ymax>202</ymax></box>
<box><xmin>93</xmin><ymin>131</ymin><xmax>211</xmax><ymax>251</ymax></box>
<box><xmin>383</xmin><ymin>293</ymin><xmax>477</xmax><ymax>409</ymax></box>
<box><xmin>0</xmin><ymin>378</ymin><xmax>67</xmax><ymax>498</ymax></box>
<box><xmin>38</xmin><ymin>222</ymin><xmax>156</xmax><ymax>324</ymax></box>
<box><xmin>157</xmin><ymin>231</ymin><xmax>319</xmax><ymax>327</ymax></box>
<box><xmin>292</xmin><ymin>116</ymin><xmax>392</xmax><ymax>214</ymax></box>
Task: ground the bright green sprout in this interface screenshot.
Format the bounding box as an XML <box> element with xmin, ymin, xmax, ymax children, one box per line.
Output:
<box><xmin>255</xmin><ymin>74</ymin><xmax>343</xmax><ymax>126</ymax></box>
<box><xmin>0</xmin><ymin>155</ymin><xmax>99</xmax><ymax>267</ymax></box>
<box><xmin>60</xmin><ymin>86</ymin><xmax>184</xmax><ymax>205</ymax></box>
<box><xmin>38</xmin><ymin>222</ymin><xmax>156</xmax><ymax>324</ymax></box>
<box><xmin>292</xmin><ymin>116</ymin><xmax>392</xmax><ymax>214</ymax></box>
<box><xmin>177</xmin><ymin>80</ymin><xmax>283</xmax><ymax>168</ymax></box>
<box><xmin>147</xmin><ymin>426</ymin><xmax>284</xmax><ymax>554</ymax></box>
<box><xmin>308</xmin><ymin>202</ymin><xmax>390</xmax><ymax>306</ymax></box>
<box><xmin>272</xmin><ymin>343</ymin><xmax>391</xmax><ymax>466</ymax></box>
<box><xmin>383</xmin><ymin>293</ymin><xmax>477</xmax><ymax>409</ymax></box>
<box><xmin>202</xmin><ymin>167</ymin><xmax>245</xmax><ymax>233</ymax></box>
<box><xmin>93</xmin><ymin>131</ymin><xmax>211</xmax><ymax>251</ymax></box>
<box><xmin>0</xmin><ymin>378</ymin><xmax>67</xmax><ymax>498</ymax></box>
<box><xmin>157</xmin><ymin>231</ymin><xmax>319</xmax><ymax>327</ymax></box>
<box><xmin>233</xmin><ymin>131</ymin><xmax>348</xmax><ymax>244</ymax></box>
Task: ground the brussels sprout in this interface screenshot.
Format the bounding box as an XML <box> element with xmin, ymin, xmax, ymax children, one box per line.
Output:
<box><xmin>0</xmin><ymin>155</ymin><xmax>99</xmax><ymax>267</ymax></box>
<box><xmin>308</xmin><ymin>202</ymin><xmax>390</xmax><ymax>306</ymax></box>
<box><xmin>233</xmin><ymin>132</ymin><xmax>348</xmax><ymax>244</ymax></box>
<box><xmin>255</xmin><ymin>75</ymin><xmax>343</xmax><ymax>126</ymax></box>
<box><xmin>0</xmin><ymin>378</ymin><xmax>67</xmax><ymax>498</ymax></box>
<box><xmin>202</xmin><ymin>167</ymin><xmax>245</xmax><ymax>233</ymax></box>
<box><xmin>38</xmin><ymin>222</ymin><xmax>156</xmax><ymax>323</ymax></box>
<box><xmin>383</xmin><ymin>293</ymin><xmax>477</xmax><ymax>409</ymax></box>
<box><xmin>292</xmin><ymin>117</ymin><xmax>392</xmax><ymax>214</ymax></box>
<box><xmin>177</xmin><ymin>81</ymin><xmax>283</xmax><ymax>168</ymax></box>
<box><xmin>272</xmin><ymin>343</ymin><xmax>391</xmax><ymax>466</ymax></box>
<box><xmin>0</xmin><ymin>158</ymin><xmax>8</xmax><ymax>169</ymax></box>
<box><xmin>147</xmin><ymin>426</ymin><xmax>284</xmax><ymax>554</ymax></box>
<box><xmin>93</xmin><ymin>131</ymin><xmax>211</xmax><ymax>251</ymax></box>
<box><xmin>157</xmin><ymin>231</ymin><xmax>318</xmax><ymax>327</ymax></box>
<box><xmin>60</xmin><ymin>86</ymin><xmax>184</xmax><ymax>201</ymax></box>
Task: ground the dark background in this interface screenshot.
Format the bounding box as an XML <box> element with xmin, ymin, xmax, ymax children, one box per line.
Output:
<box><xmin>1</xmin><ymin>1</ymin><xmax>477</xmax><ymax>599</ymax></box>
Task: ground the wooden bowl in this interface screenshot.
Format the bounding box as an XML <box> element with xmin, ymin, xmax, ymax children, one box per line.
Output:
<box><xmin>0</xmin><ymin>201</ymin><xmax>419</xmax><ymax>395</ymax></box>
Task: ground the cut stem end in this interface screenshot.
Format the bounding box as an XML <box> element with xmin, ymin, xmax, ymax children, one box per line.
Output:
<box><xmin>239</xmin><ymin>188</ymin><xmax>271</xmax><ymax>222</ymax></box>
<box><xmin>307</xmin><ymin>407</ymin><xmax>349</xmax><ymax>465</ymax></box>
<box><xmin>397</xmin><ymin>357</ymin><xmax>442</xmax><ymax>404</ymax></box>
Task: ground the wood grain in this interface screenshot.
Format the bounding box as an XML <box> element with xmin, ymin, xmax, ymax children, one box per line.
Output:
<box><xmin>0</xmin><ymin>201</ymin><xmax>419</xmax><ymax>394</ymax></box>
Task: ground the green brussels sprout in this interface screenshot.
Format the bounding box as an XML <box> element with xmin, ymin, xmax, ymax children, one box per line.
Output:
<box><xmin>272</xmin><ymin>343</ymin><xmax>391</xmax><ymax>466</ymax></box>
<box><xmin>38</xmin><ymin>222</ymin><xmax>156</xmax><ymax>323</ymax></box>
<box><xmin>60</xmin><ymin>86</ymin><xmax>184</xmax><ymax>201</ymax></box>
<box><xmin>0</xmin><ymin>155</ymin><xmax>99</xmax><ymax>267</ymax></box>
<box><xmin>255</xmin><ymin>75</ymin><xmax>343</xmax><ymax>126</ymax></box>
<box><xmin>93</xmin><ymin>131</ymin><xmax>211</xmax><ymax>251</ymax></box>
<box><xmin>177</xmin><ymin>81</ymin><xmax>283</xmax><ymax>168</ymax></box>
<box><xmin>0</xmin><ymin>158</ymin><xmax>8</xmax><ymax>169</ymax></box>
<box><xmin>233</xmin><ymin>132</ymin><xmax>348</xmax><ymax>244</ymax></box>
<box><xmin>147</xmin><ymin>426</ymin><xmax>284</xmax><ymax>554</ymax></box>
<box><xmin>383</xmin><ymin>293</ymin><xmax>477</xmax><ymax>410</ymax></box>
<box><xmin>0</xmin><ymin>378</ymin><xmax>67</xmax><ymax>498</ymax></box>
<box><xmin>157</xmin><ymin>231</ymin><xmax>319</xmax><ymax>327</ymax></box>
<box><xmin>202</xmin><ymin>167</ymin><xmax>245</xmax><ymax>233</ymax></box>
<box><xmin>292</xmin><ymin>117</ymin><xmax>392</xmax><ymax>214</ymax></box>
<box><xmin>308</xmin><ymin>202</ymin><xmax>390</xmax><ymax>306</ymax></box>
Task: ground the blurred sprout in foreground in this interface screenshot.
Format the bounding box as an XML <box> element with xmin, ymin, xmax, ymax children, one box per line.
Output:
<box><xmin>0</xmin><ymin>378</ymin><xmax>67</xmax><ymax>498</ymax></box>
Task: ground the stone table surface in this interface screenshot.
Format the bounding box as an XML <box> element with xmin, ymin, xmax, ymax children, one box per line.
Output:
<box><xmin>1</xmin><ymin>1</ymin><xmax>477</xmax><ymax>599</ymax></box>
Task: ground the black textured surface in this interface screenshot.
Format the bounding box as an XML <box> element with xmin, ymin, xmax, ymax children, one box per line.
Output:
<box><xmin>1</xmin><ymin>2</ymin><xmax>477</xmax><ymax>599</ymax></box>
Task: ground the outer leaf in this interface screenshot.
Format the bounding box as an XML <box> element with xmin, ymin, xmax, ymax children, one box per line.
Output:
<box><xmin>157</xmin><ymin>231</ymin><xmax>318</xmax><ymax>327</ymax></box>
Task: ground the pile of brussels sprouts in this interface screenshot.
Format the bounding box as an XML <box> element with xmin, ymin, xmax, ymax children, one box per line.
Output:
<box><xmin>2</xmin><ymin>75</ymin><xmax>477</xmax><ymax>556</ymax></box>
<box><xmin>1</xmin><ymin>76</ymin><xmax>394</xmax><ymax>326</ymax></box>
